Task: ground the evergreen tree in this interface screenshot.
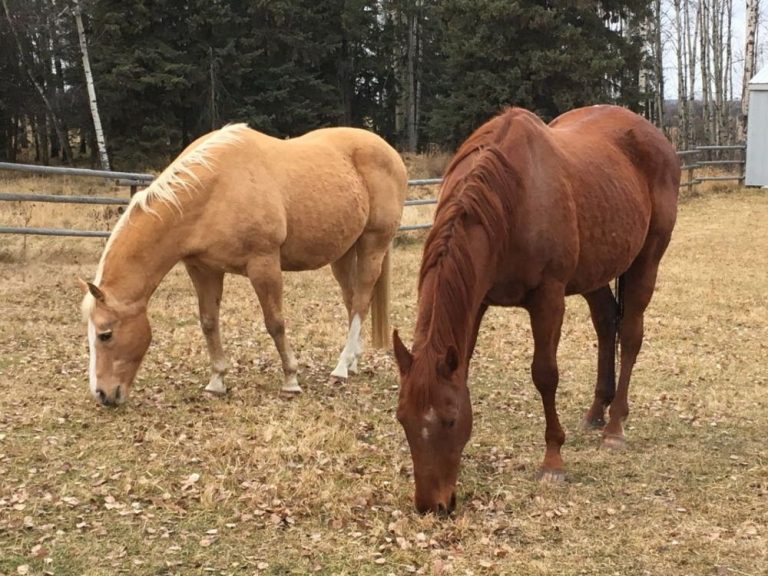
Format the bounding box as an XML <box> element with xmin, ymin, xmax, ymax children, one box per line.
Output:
<box><xmin>426</xmin><ymin>0</ymin><xmax>650</xmax><ymax>147</ymax></box>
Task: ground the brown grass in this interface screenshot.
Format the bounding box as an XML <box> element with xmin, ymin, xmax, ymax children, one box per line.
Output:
<box><xmin>0</xmin><ymin>174</ymin><xmax>766</xmax><ymax>575</ymax></box>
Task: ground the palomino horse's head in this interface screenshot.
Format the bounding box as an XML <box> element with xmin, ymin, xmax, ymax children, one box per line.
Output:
<box><xmin>79</xmin><ymin>280</ymin><xmax>151</xmax><ymax>406</ymax></box>
<box><xmin>393</xmin><ymin>330</ymin><xmax>472</xmax><ymax>515</ymax></box>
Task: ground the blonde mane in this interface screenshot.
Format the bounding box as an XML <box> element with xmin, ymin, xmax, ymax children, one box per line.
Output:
<box><xmin>82</xmin><ymin>123</ymin><xmax>249</xmax><ymax>319</ymax></box>
<box><xmin>134</xmin><ymin>123</ymin><xmax>248</xmax><ymax>214</ymax></box>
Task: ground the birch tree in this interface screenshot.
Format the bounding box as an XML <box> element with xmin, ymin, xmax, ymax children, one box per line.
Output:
<box><xmin>674</xmin><ymin>0</ymin><xmax>690</xmax><ymax>148</ymax></box>
<box><xmin>2</xmin><ymin>0</ymin><xmax>72</xmax><ymax>163</ymax></box>
<box><xmin>73</xmin><ymin>0</ymin><xmax>109</xmax><ymax>169</ymax></box>
<box><xmin>739</xmin><ymin>0</ymin><xmax>761</xmax><ymax>141</ymax></box>
<box><xmin>685</xmin><ymin>0</ymin><xmax>698</xmax><ymax>144</ymax></box>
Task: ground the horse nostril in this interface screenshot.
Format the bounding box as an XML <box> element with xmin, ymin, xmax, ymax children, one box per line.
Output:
<box><xmin>437</xmin><ymin>502</ymin><xmax>448</xmax><ymax>516</ymax></box>
<box><xmin>449</xmin><ymin>492</ymin><xmax>457</xmax><ymax>513</ymax></box>
<box><xmin>96</xmin><ymin>389</ymin><xmax>107</xmax><ymax>404</ymax></box>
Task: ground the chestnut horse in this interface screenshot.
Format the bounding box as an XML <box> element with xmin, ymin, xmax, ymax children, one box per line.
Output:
<box><xmin>81</xmin><ymin>124</ymin><xmax>407</xmax><ymax>406</ymax></box>
<box><xmin>393</xmin><ymin>105</ymin><xmax>679</xmax><ymax>514</ymax></box>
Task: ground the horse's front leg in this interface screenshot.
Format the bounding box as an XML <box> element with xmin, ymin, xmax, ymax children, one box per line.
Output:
<box><xmin>184</xmin><ymin>262</ymin><xmax>230</xmax><ymax>395</ymax></box>
<box><xmin>247</xmin><ymin>255</ymin><xmax>300</xmax><ymax>393</ymax></box>
<box><xmin>527</xmin><ymin>283</ymin><xmax>567</xmax><ymax>482</ymax></box>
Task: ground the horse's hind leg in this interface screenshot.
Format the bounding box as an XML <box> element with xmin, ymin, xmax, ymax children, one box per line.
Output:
<box><xmin>603</xmin><ymin>248</ymin><xmax>666</xmax><ymax>449</ymax></box>
<box><xmin>331</xmin><ymin>230</ymin><xmax>390</xmax><ymax>380</ymax></box>
<box><xmin>582</xmin><ymin>286</ymin><xmax>618</xmax><ymax>428</ymax></box>
<box><xmin>184</xmin><ymin>263</ymin><xmax>229</xmax><ymax>395</ymax></box>
<box><xmin>247</xmin><ymin>255</ymin><xmax>300</xmax><ymax>394</ymax></box>
<box><xmin>331</xmin><ymin>246</ymin><xmax>360</xmax><ymax>377</ymax></box>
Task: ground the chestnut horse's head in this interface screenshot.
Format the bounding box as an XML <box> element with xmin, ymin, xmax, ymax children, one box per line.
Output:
<box><xmin>393</xmin><ymin>330</ymin><xmax>472</xmax><ymax>515</ymax></box>
<box><xmin>80</xmin><ymin>280</ymin><xmax>151</xmax><ymax>407</ymax></box>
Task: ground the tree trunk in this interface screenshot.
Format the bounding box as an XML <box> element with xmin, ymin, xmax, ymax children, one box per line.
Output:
<box><xmin>738</xmin><ymin>0</ymin><xmax>760</xmax><ymax>142</ymax></box>
<box><xmin>2</xmin><ymin>0</ymin><xmax>72</xmax><ymax>163</ymax></box>
<box><xmin>711</xmin><ymin>0</ymin><xmax>723</xmax><ymax>145</ymax></box>
<box><xmin>699</xmin><ymin>0</ymin><xmax>712</xmax><ymax>144</ymax></box>
<box><xmin>405</xmin><ymin>1</ymin><xmax>418</xmax><ymax>152</ymax></box>
<box><xmin>654</xmin><ymin>0</ymin><xmax>665</xmax><ymax>129</ymax></box>
<box><xmin>685</xmin><ymin>0</ymin><xmax>698</xmax><ymax>144</ymax></box>
<box><xmin>674</xmin><ymin>0</ymin><xmax>689</xmax><ymax>149</ymax></box>
<box><xmin>209</xmin><ymin>46</ymin><xmax>218</xmax><ymax>131</ymax></box>
<box><xmin>73</xmin><ymin>0</ymin><xmax>109</xmax><ymax>169</ymax></box>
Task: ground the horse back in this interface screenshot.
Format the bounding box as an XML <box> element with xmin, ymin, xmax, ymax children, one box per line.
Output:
<box><xmin>546</xmin><ymin>106</ymin><xmax>680</xmax><ymax>293</ymax></box>
<box><xmin>474</xmin><ymin>106</ymin><xmax>679</xmax><ymax>300</ymax></box>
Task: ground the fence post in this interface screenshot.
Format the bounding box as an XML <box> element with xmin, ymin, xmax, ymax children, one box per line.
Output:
<box><xmin>739</xmin><ymin>146</ymin><xmax>746</xmax><ymax>187</ymax></box>
<box><xmin>130</xmin><ymin>184</ymin><xmax>137</xmax><ymax>197</ymax></box>
<box><xmin>688</xmin><ymin>162</ymin><xmax>696</xmax><ymax>195</ymax></box>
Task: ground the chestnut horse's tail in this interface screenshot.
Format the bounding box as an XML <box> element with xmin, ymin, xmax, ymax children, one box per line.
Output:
<box><xmin>370</xmin><ymin>245</ymin><xmax>392</xmax><ymax>349</ymax></box>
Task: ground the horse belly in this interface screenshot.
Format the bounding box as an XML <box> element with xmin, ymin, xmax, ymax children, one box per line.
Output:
<box><xmin>566</xmin><ymin>189</ymin><xmax>652</xmax><ymax>295</ymax></box>
<box><xmin>279</xmin><ymin>180</ymin><xmax>369</xmax><ymax>271</ymax></box>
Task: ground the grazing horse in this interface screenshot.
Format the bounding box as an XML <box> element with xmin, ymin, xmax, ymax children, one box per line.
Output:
<box><xmin>80</xmin><ymin>124</ymin><xmax>407</xmax><ymax>406</ymax></box>
<box><xmin>393</xmin><ymin>105</ymin><xmax>680</xmax><ymax>514</ymax></box>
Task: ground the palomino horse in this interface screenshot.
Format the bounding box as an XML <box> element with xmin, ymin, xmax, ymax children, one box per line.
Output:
<box><xmin>81</xmin><ymin>124</ymin><xmax>407</xmax><ymax>406</ymax></box>
<box><xmin>393</xmin><ymin>105</ymin><xmax>679</xmax><ymax>514</ymax></box>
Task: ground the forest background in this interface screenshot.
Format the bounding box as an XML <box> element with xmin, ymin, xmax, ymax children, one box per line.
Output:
<box><xmin>0</xmin><ymin>0</ymin><xmax>765</xmax><ymax>170</ymax></box>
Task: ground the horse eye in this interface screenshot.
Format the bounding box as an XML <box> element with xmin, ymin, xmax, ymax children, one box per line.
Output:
<box><xmin>98</xmin><ymin>331</ymin><xmax>113</xmax><ymax>342</ymax></box>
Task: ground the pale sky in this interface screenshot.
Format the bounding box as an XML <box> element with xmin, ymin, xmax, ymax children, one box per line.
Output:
<box><xmin>661</xmin><ymin>0</ymin><xmax>766</xmax><ymax>100</ymax></box>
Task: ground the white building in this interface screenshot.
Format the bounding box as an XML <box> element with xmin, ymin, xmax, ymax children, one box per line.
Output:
<box><xmin>745</xmin><ymin>67</ymin><xmax>768</xmax><ymax>186</ymax></box>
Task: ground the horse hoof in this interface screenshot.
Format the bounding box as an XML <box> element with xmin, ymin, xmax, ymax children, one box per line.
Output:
<box><xmin>330</xmin><ymin>368</ymin><xmax>348</xmax><ymax>381</ymax></box>
<box><xmin>281</xmin><ymin>375</ymin><xmax>302</xmax><ymax>394</ymax></box>
<box><xmin>602</xmin><ymin>434</ymin><xmax>627</xmax><ymax>451</ymax></box>
<box><xmin>328</xmin><ymin>373</ymin><xmax>348</xmax><ymax>385</ymax></box>
<box><xmin>582</xmin><ymin>417</ymin><xmax>606</xmax><ymax>430</ymax></box>
<box><xmin>204</xmin><ymin>379</ymin><xmax>227</xmax><ymax>396</ymax></box>
<box><xmin>536</xmin><ymin>468</ymin><xmax>566</xmax><ymax>483</ymax></box>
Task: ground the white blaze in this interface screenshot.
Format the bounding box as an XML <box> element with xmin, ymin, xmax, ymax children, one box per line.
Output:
<box><xmin>424</xmin><ymin>407</ymin><xmax>437</xmax><ymax>423</ymax></box>
<box><xmin>421</xmin><ymin>407</ymin><xmax>436</xmax><ymax>440</ymax></box>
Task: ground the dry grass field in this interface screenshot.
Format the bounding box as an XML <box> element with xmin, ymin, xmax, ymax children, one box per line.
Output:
<box><xmin>0</xmin><ymin>171</ymin><xmax>766</xmax><ymax>575</ymax></box>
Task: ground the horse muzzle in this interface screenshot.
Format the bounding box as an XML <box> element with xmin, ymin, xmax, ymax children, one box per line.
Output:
<box><xmin>415</xmin><ymin>490</ymin><xmax>457</xmax><ymax>516</ymax></box>
<box><xmin>94</xmin><ymin>384</ymin><xmax>125</xmax><ymax>407</ymax></box>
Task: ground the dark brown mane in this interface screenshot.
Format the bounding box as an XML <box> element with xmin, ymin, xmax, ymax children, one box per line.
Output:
<box><xmin>417</xmin><ymin>112</ymin><xmax>521</xmax><ymax>356</ymax></box>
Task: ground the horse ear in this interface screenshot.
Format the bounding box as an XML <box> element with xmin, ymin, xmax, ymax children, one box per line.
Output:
<box><xmin>86</xmin><ymin>281</ymin><xmax>106</xmax><ymax>303</ymax></box>
<box><xmin>392</xmin><ymin>330</ymin><xmax>412</xmax><ymax>375</ymax></box>
<box><xmin>438</xmin><ymin>345</ymin><xmax>460</xmax><ymax>378</ymax></box>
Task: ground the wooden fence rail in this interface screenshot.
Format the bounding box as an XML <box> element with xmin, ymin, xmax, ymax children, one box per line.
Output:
<box><xmin>0</xmin><ymin>144</ymin><xmax>747</xmax><ymax>238</ymax></box>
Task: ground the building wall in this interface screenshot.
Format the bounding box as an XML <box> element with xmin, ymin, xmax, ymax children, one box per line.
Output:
<box><xmin>746</xmin><ymin>86</ymin><xmax>768</xmax><ymax>186</ymax></box>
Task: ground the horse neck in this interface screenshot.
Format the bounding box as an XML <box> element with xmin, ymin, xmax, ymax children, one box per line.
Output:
<box><xmin>414</xmin><ymin>223</ymin><xmax>495</xmax><ymax>366</ymax></box>
<box><xmin>96</xmin><ymin>205</ymin><xmax>187</xmax><ymax>307</ymax></box>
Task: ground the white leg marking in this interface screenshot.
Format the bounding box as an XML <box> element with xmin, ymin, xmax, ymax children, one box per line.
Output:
<box><xmin>331</xmin><ymin>314</ymin><xmax>362</xmax><ymax>380</ymax></box>
<box><xmin>281</xmin><ymin>350</ymin><xmax>301</xmax><ymax>393</ymax></box>
<box><xmin>348</xmin><ymin>332</ymin><xmax>364</xmax><ymax>375</ymax></box>
<box><xmin>205</xmin><ymin>374</ymin><xmax>227</xmax><ymax>395</ymax></box>
<box><xmin>281</xmin><ymin>374</ymin><xmax>302</xmax><ymax>394</ymax></box>
<box><xmin>204</xmin><ymin>359</ymin><xmax>229</xmax><ymax>395</ymax></box>
<box><xmin>87</xmin><ymin>320</ymin><xmax>98</xmax><ymax>396</ymax></box>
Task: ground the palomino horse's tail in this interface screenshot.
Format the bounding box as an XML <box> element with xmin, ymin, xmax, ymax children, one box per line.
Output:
<box><xmin>370</xmin><ymin>246</ymin><xmax>392</xmax><ymax>349</ymax></box>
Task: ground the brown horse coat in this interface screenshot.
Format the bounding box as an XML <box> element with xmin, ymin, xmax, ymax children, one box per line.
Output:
<box><xmin>394</xmin><ymin>105</ymin><xmax>680</xmax><ymax>514</ymax></box>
